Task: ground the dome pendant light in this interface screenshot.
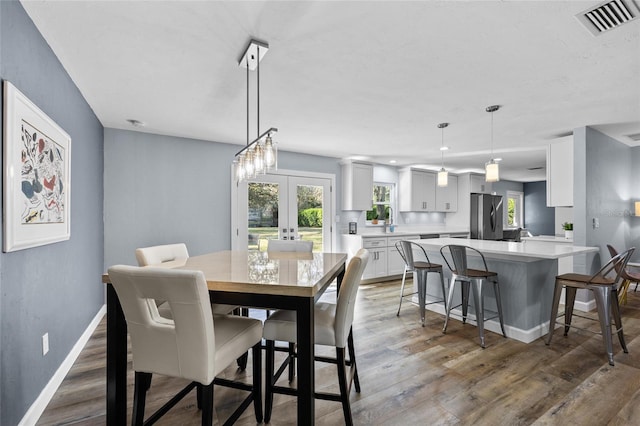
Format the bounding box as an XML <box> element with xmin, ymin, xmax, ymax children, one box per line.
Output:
<box><xmin>437</xmin><ymin>122</ymin><xmax>449</xmax><ymax>187</ymax></box>
<box><xmin>485</xmin><ymin>105</ymin><xmax>500</xmax><ymax>183</ymax></box>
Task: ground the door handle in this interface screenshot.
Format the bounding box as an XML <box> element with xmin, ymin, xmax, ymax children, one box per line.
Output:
<box><xmin>490</xmin><ymin>203</ymin><xmax>496</xmax><ymax>231</ymax></box>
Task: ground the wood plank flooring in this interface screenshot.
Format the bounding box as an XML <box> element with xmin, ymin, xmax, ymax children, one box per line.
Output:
<box><xmin>37</xmin><ymin>279</ymin><xmax>640</xmax><ymax>425</ymax></box>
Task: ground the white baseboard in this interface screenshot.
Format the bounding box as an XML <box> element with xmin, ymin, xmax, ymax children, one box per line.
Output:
<box><xmin>19</xmin><ymin>304</ymin><xmax>106</xmax><ymax>426</ymax></box>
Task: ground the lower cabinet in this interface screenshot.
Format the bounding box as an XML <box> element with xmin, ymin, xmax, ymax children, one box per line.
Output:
<box><xmin>341</xmin><ymin>234</ymin><xmax>419</xmax><ymax>281</ymax></box>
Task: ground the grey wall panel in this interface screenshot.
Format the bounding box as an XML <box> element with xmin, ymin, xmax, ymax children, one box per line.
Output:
<box><xmin>0</xmin><ymin>1</ymin><xmax>104</xmax><ymax>424</ymax></box>
<box><xmin>523</xmin><ymin>181</ymin><xmax>555</xmax><ymax>236</ymax></box>
<box><xmin>103</xmin><ymin>129</ymin><xmax>341</xmax><ymax>269</ymax></box>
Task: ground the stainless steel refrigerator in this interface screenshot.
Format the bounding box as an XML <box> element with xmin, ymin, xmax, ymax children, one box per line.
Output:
<box><xmin>470</xmin><ymin>193</ymin><xmax>503</xmax><ymax>240</ymax></box>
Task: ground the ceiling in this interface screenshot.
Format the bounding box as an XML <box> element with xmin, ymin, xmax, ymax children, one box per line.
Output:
<box><xmin>20</xmin><ymin>0</ymin><xmax>640</xmax><ymax>182</ymax></box>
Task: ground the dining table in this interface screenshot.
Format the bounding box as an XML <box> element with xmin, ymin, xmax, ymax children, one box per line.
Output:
<box><xmin>103</xmin><ymin>250</ymin><xmax>348</xmax><ymax>425</ymax></box>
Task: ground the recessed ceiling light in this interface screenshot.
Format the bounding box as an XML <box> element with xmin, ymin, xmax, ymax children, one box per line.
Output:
<box><xmin>439</xmin><ymin>146</ymin><xmax>449</xmax><ymax>151</ymax></box>
<box><xmin>126</xmin><ymin>119</ymin><xmax>145</xmax><ymax>127</ymax></box>
<box><xmin>494</xmin><ymin>157</ymin><xmax>502</xmax><ymax>162</ymax></box>
<box><xmin>389</xmin><ymin>160</ymin><xmax>397</xmax><ymax>164</ymax></box>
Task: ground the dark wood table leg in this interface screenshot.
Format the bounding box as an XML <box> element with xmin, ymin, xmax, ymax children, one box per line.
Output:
<box><xmin>296</xmin><ymin>297</ymin><xmax>315</xmax><ymax>425</ymax></box>
<box><xmin>106</xmin><ymin>284</ymin><xmax>127</xmax><ymax>426</ymax></box>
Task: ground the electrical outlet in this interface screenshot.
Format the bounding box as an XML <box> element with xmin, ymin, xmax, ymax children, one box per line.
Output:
<box><xmin>593</xmin><ymin>217</ymin><xmax>600</xmax><ymax>229</ymax></box>
<box><xmin>42</xmin><ymin>333</ymin><xmax>49</xmax><ymax>356</ymax></box>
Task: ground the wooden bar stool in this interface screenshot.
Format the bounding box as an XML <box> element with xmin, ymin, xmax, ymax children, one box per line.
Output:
<box><xmin>546</xmin><ymin>247</ymin><xmax>634</xmax><ymax>366</ymax></box>
<box><xmin>607</xmin><ymin>245</ymin><xmax>640</xmax><ymax>304</ymax></box>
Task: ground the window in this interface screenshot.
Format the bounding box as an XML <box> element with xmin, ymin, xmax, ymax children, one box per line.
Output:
<box><xmin>506</xmin><ymin>190</ymin><xmax>524</xmax><ymax>229</ymax></box>
<box><xmin>366</xmin><ymin>182</ymin><xmax>395</xmax><ymax>225</ymax></box>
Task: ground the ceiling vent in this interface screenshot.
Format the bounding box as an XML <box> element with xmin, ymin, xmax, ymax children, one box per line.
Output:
<box><xmin>626</xmin><ymin>132</ymin><xmax>640</xmax><ymax>142</ymax></box>
<box><xmin>576</xmin><ymin>0</ymin><xmax>640</xmax><ymax>36</ymax></box>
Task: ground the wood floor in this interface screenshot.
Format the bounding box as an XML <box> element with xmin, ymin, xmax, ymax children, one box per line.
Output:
<box><xmin>37</xmin><ymin>279</ymin><xmax>640</xmax><ymax>425</ymax></box>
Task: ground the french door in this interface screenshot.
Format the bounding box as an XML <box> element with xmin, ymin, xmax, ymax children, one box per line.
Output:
<box><xmin>233</xmin><ymin>172</ymin><xmax>333</xmax><ymax>252</ymax></box>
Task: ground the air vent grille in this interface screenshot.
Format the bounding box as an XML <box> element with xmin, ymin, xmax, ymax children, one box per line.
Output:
<box><xmin>626</xmin><ymin>132</ymin><xmax>640</xmax><ymax>142</ymax></box>
<box><xmin>576</xmin><ymin>0</ymin><xmax>639</xmax><ymax>36</ymax></box>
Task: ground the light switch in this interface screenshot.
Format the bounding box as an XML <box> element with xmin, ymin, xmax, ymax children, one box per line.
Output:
<box><xmin>593</xmin><ymin>218</ymin><xmax>599</xmax><ymax>229</ymax></box>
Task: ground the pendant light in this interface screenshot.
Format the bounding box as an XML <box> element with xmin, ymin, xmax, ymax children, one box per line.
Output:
<box><xmin>437</xmin><ymin>122</ymin><xmax>449</xmax><ymax>187</ymax></box>
<box><xmin>234</xmin><ymin>39</ymin><xmax>278</xmax><ymax>182</ymax></box>
<box><xmin>485</xmin><ymin>105</ymin><xmax>500</xmax><ymax>183</ymax></box>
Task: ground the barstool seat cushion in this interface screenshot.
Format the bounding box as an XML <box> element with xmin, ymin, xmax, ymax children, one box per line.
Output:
<box><xmin>263</xmin><ymin>302</ymin><xmax>338</xmax><ymax>347</ymax></box>
<box><xmin>213</xmin><ymin>315</ymin><xmax>263</xmax><ymax>376</ymax></box>
<box><xmin>557</xmin><ymin>273</ymin><xmax>615</xmax><ymax>285</ymax></box>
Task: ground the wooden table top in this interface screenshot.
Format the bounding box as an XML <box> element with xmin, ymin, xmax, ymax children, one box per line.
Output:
<box><xmin>104</xmin><ymin>250</ymin><xmax>348</xmax><ymax>298</ymax></box>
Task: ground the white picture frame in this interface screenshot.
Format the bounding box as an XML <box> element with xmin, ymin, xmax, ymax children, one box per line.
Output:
<box><xmin>3</xmin><ymin>81</ymin><xmax>71</xmax><ymax>252</ymax></box>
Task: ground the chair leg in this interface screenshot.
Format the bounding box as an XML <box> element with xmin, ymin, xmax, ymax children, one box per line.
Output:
<box><xmin>611</xmin><ymin>288</ymin><xmax>628</xmax><ymax>353</ymax></box>
<box><xmin>461</xmin><ymin>280</ymin><xmax>470</xmax><ymax>324</ymax></box>
<box><xmin>443</xmin><ymin>276</ymin><xmax>457</xmax><ymax>333</ymax></box>
<box><xmin>438</xmin><ymin>270</ymin><xmax>447</xmax><ymax>310</ymax></box>
<box><xmin>471</xmin><ymin>279</ymin><xmax>485</xmax><ymax>348</ymax></box>
<box><xmin>592</xmin><ymin>286</ymin><xmax>615</xmax><ymax>366</ymax></box>
<box><xmin>236</xmin><ymin>309</ymin><xmax>250</xmax><ymax>370</ymax></box>
<box><xmin>397</xmin><ymin>267</ymin><xmax>408</xmax><ymax>316</ymax></box>
<box><xmin>619</xmin><ymin>279</ymin><xmax>631</xmax><ymax>304</ymax></box>
<box><xmin>132</xmin><ymin>372</ymin><xmax>152</xmax><ymax>426</ymax></box>
<box><xmin>288</xmin><ymin>342</ymin><xmax>296</xmax><ymax>382</ymax></box>
<box><xmin>252</xmin><ymin>342</ymin><xmax>263</xmax><ymax>423</ymax></box>
<box><xmin>546</xmin><ymin>280</ymin><xmax>563</xmax><ymax>345</ymax></box>
<box><xmin>264</xmin><ymin>340</ymin><xmax>275</xmax><ymax>424</ymax></box>
<box><xmin>347</xmin><ymin>329</ymin><xmax>361</xmax><ymax>393</ymax></box>
<box><xmin>336</xmin><ymin>347</ymin><xmax>354</xmax><ymax>426</ymax></box>
<box><xmin>199</xmin><ymin>382</ymin><xmax>214</xmax><ymax>426</ymax></box>
<box><xmin>492</xmin><ymin>278</ymin><xmax>507</xmax><ymax>338</ymax></box>
<box><xmin>564</xmin><ymin>287</ymin><xmax>577</xmax><ymax>336</ymax></box>
<box><xmin>417</xmin><ymin>269</ymin><xmax>427</xmax><ymax>327</ymax></box>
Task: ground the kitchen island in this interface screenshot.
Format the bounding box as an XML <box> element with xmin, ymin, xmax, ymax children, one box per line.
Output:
<box><xmin>415</xmin><ymin>238</ymin><xmax>599</xmax><ymax>343</ymax></box>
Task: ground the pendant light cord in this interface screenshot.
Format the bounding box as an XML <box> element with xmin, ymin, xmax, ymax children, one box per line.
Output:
<box><xmin>246</xmin><ymin>59</ymin><xmax>249</xmax><ymax>147</ymax></box>
<box><xmin>257</xmin><ymin>46</ymin><xmax>260</xmax><ymax>137</ymax></box>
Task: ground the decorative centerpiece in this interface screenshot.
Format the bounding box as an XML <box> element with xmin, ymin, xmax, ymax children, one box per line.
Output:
<box><xmin>562</xmin><ymin>222</ymin><xmax>573</xmax><ymax>240</ymax></box>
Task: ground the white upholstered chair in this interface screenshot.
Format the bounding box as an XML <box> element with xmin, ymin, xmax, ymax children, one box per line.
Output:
<box><xmin>262</xmin><ymin>248</ymin><xmax>369</xmax><ymax>425</ymax></box>
<box><xmin>107</xmin><ymin>265</ymin><xmax>263</xmax><ymax>425</ymax></box>
<box><xmin>266</xmin><ymin>239</ymin><xmax>314</xmax><ymax>252</ymax></box>
<box><xmin>135</xmin><ymin>243</ymin><xmax>237</xmax><ymax>315</ymax></box>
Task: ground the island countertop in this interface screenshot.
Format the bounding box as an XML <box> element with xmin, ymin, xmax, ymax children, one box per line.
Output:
<box><xmin>416</xmin><ymin>237</ymin><xmax>598</xmax><ymax>261</ymax></box>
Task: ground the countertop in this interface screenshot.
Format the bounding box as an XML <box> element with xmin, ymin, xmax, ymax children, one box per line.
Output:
<box><xmin>416</xmin><ymin>237</ymin><xmax>598</xmax><ymax>261</ymax></box>
<box><xmin>342</xmin><ymin>227</ymin><xmax>469</xmax><ymax>238</ymax></box>
<box><xmin>522</xmin><ymin>235</ymin><xmax>573</xmax><ymax>243</ymax></box>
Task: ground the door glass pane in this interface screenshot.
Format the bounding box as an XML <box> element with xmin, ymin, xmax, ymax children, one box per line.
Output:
<box><xmin>248</xmin><ymin>182</ymin><xmax>279</xmax><ymax>251</ymax></box>
<box><xmin>297</xmin><ymin>184</ymin><xmax>323</xmax><ymax>252</ymax></box>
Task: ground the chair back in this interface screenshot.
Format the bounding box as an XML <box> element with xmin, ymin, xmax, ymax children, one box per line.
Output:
<box><xmin>440</xmin><ymin>245</ymin><xmax>490</xmax><ymax>276</ymax></box>
<box><xmin>107</xmin><ymin>265</ymin><xmax>215</xmax><ymax>385</ymax></box>
<box><xmin>396</xmin><ymin>240</ymin><xmax>432</xmax><ymax>269</ymax></box>
<box><xmin>136</xmin><ymin>243</ymin><xmax>189</xmax><ymax>266</ymax></box>
<box><xmin>592</xmin><ymin>247</ymin><xmax>635</xmax><ymax>285</ymax></box>
<box><xmin>334</xmin><ymin>248</ymin><xmax>370</xmax><ymax>347</ymax></box>
<box><xmin>607</xmin><ymin>245</ymin><xmax>635</xmax><ymax>281</ymax></box>
<box><xmin>267</xmin><ymin>239</ymin><xmax>313</xmax><ymax>252</ymax></box>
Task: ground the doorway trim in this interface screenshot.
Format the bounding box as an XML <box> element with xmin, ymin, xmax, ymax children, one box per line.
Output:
<box><xmin>231</xmin><ymin>168</ymin><xmax>336</xmax><ymax>251</ymax></box>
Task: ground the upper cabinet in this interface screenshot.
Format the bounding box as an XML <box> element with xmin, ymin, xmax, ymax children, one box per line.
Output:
<box><xmin>546</xmin><ymin>139</ymin><xmax>573</xmax><ymax>207</ymax></box>
<box><xmin>341</xmin><ymin>162</ymin><xmax>373</xmax><ymax>210</ymax></box>
<box><xmin>435</xmin><ymin>174</ymin><xmax>458</xmax><ymax>212</ymax></box>
<box><xmin>398</xmin><ymin>168</ymin><xmax>436</xmax><ymax>211</ymax></box>
<box><xmin>470</xmin><ymin>173</ymin><xmax>493</xmax><ymax>194</ymax></box>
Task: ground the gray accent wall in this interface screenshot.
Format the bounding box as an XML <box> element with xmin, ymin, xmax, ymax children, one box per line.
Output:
<box><xmin>573</xmin><ymin>126</ymin><xmax>634</xmax><ymax>277</ymax></box>
<box><xmin>523</xmin><ymin>181</ymin><xmax>555</xmax><ymax>236</ymax></box>
<box><xmin>0</xmin><ymin>1</ymin><xmax>104</xmax><ymax>424</ymax></box>
<box><xmin>104</xmin><ymin>129</ymin><xmax>341</xmax><ymax>268</ymax></box>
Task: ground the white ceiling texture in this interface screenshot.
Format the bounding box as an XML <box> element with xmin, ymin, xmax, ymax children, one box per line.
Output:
<box><xmin>20</xmin><ymin>0</ymin><xmax>640</xmax><ymax>182</ymax></box>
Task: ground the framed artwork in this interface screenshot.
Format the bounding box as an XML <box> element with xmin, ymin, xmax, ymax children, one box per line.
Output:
<box><xmin>3</xmin><ymin>81</ymin><xmax>71</xmax><ymax>252</ymax></box>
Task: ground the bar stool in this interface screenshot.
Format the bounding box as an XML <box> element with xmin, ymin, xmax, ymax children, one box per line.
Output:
<box><xmin>395</xmin><ymin>240</ymin><xmax>447</xmax><ymax>326</ymax></box>
<box><xmin>546</xmin><ymin>247</ymin><xmax>634</xmax><ymax>366</ymax></box>
<box><xmin>440</xmin><ymin>245</ymin><xmax>507</xmax><ymax>348</ymax></box>
<box><xmin>607</xmin><ymin>245</ymin><xmax>640</xmax><ymax>304</ymax></box>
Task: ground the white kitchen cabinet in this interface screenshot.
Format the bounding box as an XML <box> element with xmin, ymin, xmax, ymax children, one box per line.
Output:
<box><xmin>435</xmin><ymin>174</ymin><xmax>458</xmax><ymax>212</ymax></box>
<box><xmin>399</xmin><ymin>168</ymin><xmax>436</xmax><ymax>212</ymax></box>
<box><xmin>546</xmin><ymin>139</ymin><xmax>573</xmax><ymax>207</ymax></box>
<box><xmin>470</xmin><ymin>173</ymin><xmax>493</xmax><ymax>194</ymax></box>
<box><xmin>341</xmin><ymin>161</ymin><xmax>373</xmax><ymax>211</ymax></box>
<box><xmin>362</xmin><ymin>238</ymin><xmax>388</xmax><ymax>280</ymax></box>
<box><xmin>340</xmin><ymin>234</ymin><xmax>419</xmax><ymax>280</ymax></box>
